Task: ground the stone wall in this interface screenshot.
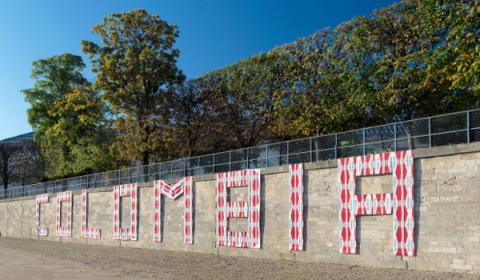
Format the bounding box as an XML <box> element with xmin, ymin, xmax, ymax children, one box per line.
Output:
<box><xmin>1</xmin><ymin>143</ymin><xmax>480</xmax><ymax>273</ymax></box>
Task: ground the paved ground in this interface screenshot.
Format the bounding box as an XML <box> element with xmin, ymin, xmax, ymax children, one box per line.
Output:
<box><xmin>0</xmin><ymin>238</ymin><xmax>476</xmax><ymax>280</ymax></box>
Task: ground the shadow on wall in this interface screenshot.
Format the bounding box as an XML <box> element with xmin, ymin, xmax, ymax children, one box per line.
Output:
<box><xmin>303</xmin><ymin>170</ymin><xmax>310</xmax><ymax>251</ymax></box>
<box><xmin>414</xmin><ymin>159</ymin><xmax>423</xmax><ymax>256</ymax></box>
<box><xmin>260</xmin><ymin>175</ymin><xmax>266</xmax><ymax>248</ymax></box>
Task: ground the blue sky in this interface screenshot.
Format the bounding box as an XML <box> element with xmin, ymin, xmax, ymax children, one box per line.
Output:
<box><xmin>0</xmin><ymin>0</ymin><xmax>397</xmax><ymax>140</ymax></box>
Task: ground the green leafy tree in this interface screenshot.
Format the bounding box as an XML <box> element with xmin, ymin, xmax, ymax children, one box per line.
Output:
<box><xmin>23</xmin><ymin>54</ymin><xmax>111</xmax><ymax>179</ymax></box>
<box><xmin>270</xmin><ymin>30</ymin><xmax>352</xmax><ymax>139</ymax></box>
<box><xmin>42</xmin><ymin>87</ymin><xmax>112</xmax><ymax>177</ymax></box>
<box><xmin>269</xmin><ymin>0</ymin><xmax>480</xmax><ymax>141</ymax></box>
<box><xmin>422</xmin><ymin>0</ymin><xmax>480</xmax><ymax>106</ymax></box>
<box><xmin>222</xmin><ymin>53</ymin><xmax>284</xmax><ymax>146</ymax></box>
<box><xmin>23</xmin><ymin>54</ymin><xmax>88</xmax><ymax>136</ymax></box>
<box><xmin>82</xmin><ymin>9</ymin><xmax>185</xmax><ymax>165</ymax></box>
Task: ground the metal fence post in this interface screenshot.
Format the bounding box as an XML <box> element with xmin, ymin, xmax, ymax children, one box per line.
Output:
<box><xmin>362</xmin><ymin>128</ymin><xmax>366</xmax><ymax>155</ymax></box>
<box><xmin>229</xmin><ymin>151</ymin><xmax>232</xmax><ymax>171</ymax></box>
<box><xmin>335</xmin><ymin>133</ymin><xmax>338</xmax><ymax>159</ymax></box>
<box><xmin>309</xmin><ymin>137</ymin><xmax>313</xmax><ymax>163</ymax></box>
<box><xmin>265</xmin><ymin>145</ymin><xmax>268</xmax><ymax>167</ymax></box>
<box><xmin>212</xmin><ymin>154</ymin><xmax>216</xmax><ymax>173</ymax></box>
<box><xmin>286</xmin><ymin>141</ymin><xmax>290</xmax><ymax>164</ymax></box>
<box><xmin>428</xmin><ymin>117</ymin><xmax>432</xmax><ymax>147</ymax></box>
<box><xmin>393</xmin><ymin>124</ymin><xmax>397</xmax><ymax>151</ymax></box>
<box><xmin>467</xmin><ymin>111</ymin><xmax>471</xmax><ymax>143</ymax></box>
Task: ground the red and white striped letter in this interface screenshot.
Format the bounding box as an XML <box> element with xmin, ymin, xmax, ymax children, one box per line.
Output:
<box><xmin>81</xmin><ymin>190</ymin><xmax>101</xmax><ymax>239</ymax></box>
<box><xmin>153</xmin><ymin>176</ymin><xmax>193</xmax><ymax>244</ymax></box>
<box><xmin>56</xmin><ymin>191</ymin><xmax>72</xmax><ymax>237</ymax></box>
<box><xmin>35</xmin><ymin>194</ymin><xmax>49</xmax><ymax>236</ymax></box>
<box><xmin>216</xmin><ymin>169</ymin><xmax>261</xmax><ymax>249</ymax></box>
<box><xmin>289</xmin><ymin>163</ymin><xmax>304</xmax><ymax>251</ymax></box>
<box><xmin>338</xmin><ymin>150</ymin><xmax>415</xmax><ymax>256</ymax></box>
<box><xmin>113</xmin><ymin>183</ymin><xmax>138</xmax><ymax>240</ymax></box>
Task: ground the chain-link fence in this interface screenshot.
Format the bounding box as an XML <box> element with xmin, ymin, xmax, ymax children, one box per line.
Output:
<box><xmin>2</xmin><ymin>109</ymin><xmax>479</xmax><ymax>199</ymax></box>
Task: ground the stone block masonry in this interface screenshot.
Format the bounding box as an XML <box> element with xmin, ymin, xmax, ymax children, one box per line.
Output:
<box><xmin>1</xmin><ymin>143</ymin><xmax>480</xmax><ymax>273</ymax></box>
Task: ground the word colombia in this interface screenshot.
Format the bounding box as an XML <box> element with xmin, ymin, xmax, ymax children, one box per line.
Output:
<box><xmin>34</xmin><ymin>150</ymin><xmax>415</xmax><ymax>257</ymax></box>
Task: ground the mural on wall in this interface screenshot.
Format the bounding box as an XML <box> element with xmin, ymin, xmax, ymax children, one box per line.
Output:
<box><xmin>113</xmin><ymin>183</ymin><xmax>138</xmax><ymax>240</ymax></box>
<box><xmin>35</xmin><ymin>194</ymin><xmax>49</xmax><ymax>236</ymax></box>
<box><xmin>289</xmin><ymin>163</ymin><xmax>305</xmax><ymax>251</ymax></box>
<box><xmin>81</xmin><ymin>190</ymin><xmax>101</xmax><ymax>239</ymax></box>
<box><xmin>55</xmin><ymin>191</ymin><xmax>73</xmax><ymax>237</ymax></box>
<box><xmin>216</xmin><ymin>169</ymin><xmax>261</xmax><ymax>249</ymax></box>
<box><xmin>153</xmin><ymin>176</ymin><xmax>194</xmax><ymax>244</ymax></box>
<box><xmin>26</xmin><ymin>150</ymin><xmax>418</xmax><ymax>259</ymax></box>
<box><xmin>338</xmin><ymin>150</ymin><xmax>415</xmax><ymax>256</ymax></box>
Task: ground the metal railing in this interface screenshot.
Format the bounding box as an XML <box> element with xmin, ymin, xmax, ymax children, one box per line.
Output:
<box><xmin>2</xmin><ymin>108</ymin><xmax>480</xmax><ymax>199</ymax></box>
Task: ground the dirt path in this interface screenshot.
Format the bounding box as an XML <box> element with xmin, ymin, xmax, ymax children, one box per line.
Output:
<box><xmin>0</xmin><ymin>238</ymin><xmax>475</xmax><ymax>280</ymax></box>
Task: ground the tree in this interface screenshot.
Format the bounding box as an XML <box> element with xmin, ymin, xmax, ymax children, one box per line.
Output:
<box><xmin>23</xmin><ymin>54</ymin><xmax>89</xmax><ymax>137</ymax></box>
<box><xmin>270</xmin><ymin>30</ymin><xmax>352</xmax><ymax>139</ymax></box>
<box><xmin>13</xmin><ymin>140</ymin><xmax>45</xmax><ymax>186</ymax></box>
<box><xmin>23</xmin><ymin>53</ymin><xmax>110</xmax><ymax>179</ymax></box>
<box><xmin>42</xmin><ymin>87</ymin><xmax>112</xmax><ymax>178</ymax></box>
<box><xmin>421</xmin><ymin>0</ymin><xmax>480</xmax><ymax>107</ymax></box>
<box><xmin>195</xmin><ymin>52</ymin><xmax>286</xmax><ymax>150</ymax></box>
<box><xmin>172</xmin><ymin>80</ymin><xmax>216</xmax><ymax>158</ymax></box>
<box><xmin>82</xmin><ymin>9</ymin><xmax>185</xmax><ymax>165</ymax></box>
<box><xmin>266</xmin><ymin>0</ymin><xmax>480</xmax><ymax>142</ymax></box>
<box><xmin>0</xmin><ymin>142</ymin><xmax>21</xmax><ymax>189</ymax></box>
<box><xmin>220</xmin><ymin>53</ymin><xmax>284</xmax><ymax>147</ymax></box>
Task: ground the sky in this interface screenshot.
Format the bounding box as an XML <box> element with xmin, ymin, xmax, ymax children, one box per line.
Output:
<box><xmin>0</xmin><ymin>0</ymin><xmax>397</xmax><ymax>140</ymax></box>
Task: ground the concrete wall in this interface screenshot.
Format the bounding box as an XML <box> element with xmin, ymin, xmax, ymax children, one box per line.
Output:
<box><xmin>2</xmin><ymin>143</ymin><xmax>480</xmax><ymax>273</ymax></box>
